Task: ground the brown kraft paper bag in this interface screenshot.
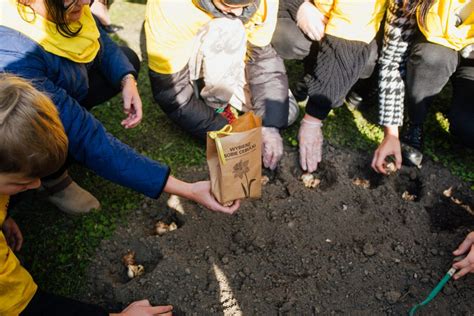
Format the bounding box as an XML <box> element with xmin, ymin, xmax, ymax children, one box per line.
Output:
<box><xmin>207</xmin><ymin>112</ymin><xmax>262</xmax><ymax>204</ymax></box>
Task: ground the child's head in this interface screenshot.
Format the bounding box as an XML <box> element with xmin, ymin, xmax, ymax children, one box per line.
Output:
<box><xmin>0</xmin><ymin>73</ymin><xmax>68</xmax><ymax>195</ymax></box>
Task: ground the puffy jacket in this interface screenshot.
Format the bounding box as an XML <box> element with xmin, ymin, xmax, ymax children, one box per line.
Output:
<box><xmin>146</xmin><ymin>0</ymin><xmax>289</xmax><ymax>139</ymax></box>
<box><xmin>0</xmin><ymin>25</ymin><xmax>170</xmax><ymax>198</ymax></box>
<box><xmin>146</xmin><ymin>0</ymin><xmax>279</xmax><ymax>74</ymax></box>
<box><xmin>283</xmin><ymin>0</ymin><xmax>387</xmax><ymax>43</ymax></box>
<box><xmin>418</xmin><ymin>0</ymin><xmax>474</xmax><ymax>51</ymax></box>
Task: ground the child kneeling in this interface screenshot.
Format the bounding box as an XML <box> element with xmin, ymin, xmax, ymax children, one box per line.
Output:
<box><xmin>0</xmin><ymin>74</ymin><xmax>172</xmax><ymax>316</ymax></box>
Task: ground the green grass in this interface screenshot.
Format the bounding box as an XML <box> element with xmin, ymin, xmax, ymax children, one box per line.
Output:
<box><xmin>11</xmin><ymin>3</ymin><xmax>474</xmax><ymax>300</ymax></box>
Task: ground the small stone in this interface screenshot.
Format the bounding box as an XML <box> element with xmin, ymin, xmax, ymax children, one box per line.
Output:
<box><xmin>430</xmin><ymin>248</ymin><xmax>438</xmax><ymax>256</ymax></box>
<box><xmin>395</xmin><ymin>245</ymin><xmax>405</xmax><ymax>254</ymax></box>
<box><xmin>384</xmin><ymin>291</ymin><xmax>401</xmax><ymax>304</ymax></box>
<box><xmin>363</xmin><ymin>243</ymin><xmax>376</xmax><ymax>256</ymax></box>
<box><xmin>280</xmin><ymin>301</ymin><xmax>294</xmax><ymax>312</ymax></box>
<box><xmin>221</xmin><ymin>257</ymin><xmax>229</xmax><ymax>265</ymax></box>
<box><xmin>420</xmin><ymin>277</ymin><xmax>429</xmax><ymax>284</ymax></box>
<box><xmin>375</xmin><ymin>293</ymin><xmax>384</xmax><ymax>301</ymax></box>
<box><xmin>342</xmin><ymin>204</ymin><xmax>348</xmax><ymax>211</ymax></box>
<box><xmin>185</xmin><ymin>268</ymin><xmax>191</xmax><ymax>275</ymax></box>
<box><xmin>288</xmin><ymin>221</ymin><xmax>296</xmax><ymax>229</ymax></box>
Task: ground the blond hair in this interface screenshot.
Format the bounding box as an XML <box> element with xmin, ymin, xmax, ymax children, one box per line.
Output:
<box><xmin>0</xmin><ymin>73</ymin><xmax>68</xmax><ymax>178</ymax></box>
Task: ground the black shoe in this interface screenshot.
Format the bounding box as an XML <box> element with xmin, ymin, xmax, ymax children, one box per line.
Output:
<box><xmin>102</xmin><ymin>24</ymin><xmax>123</xmax><ymax>34</ymax></box>
<box><xmin>291</xmin><ymin>79</ymin><xmax>308</xmax><ymax>102</ymax></box>
<box><xmin>344</xmin><ymin>90</ymin><xmax>363</xmax><ymax>109</ymax></box>
<box><xmin>401</xmin><ymin>124</ymin><xmax>424</xmax><ymax>167</ymax></box>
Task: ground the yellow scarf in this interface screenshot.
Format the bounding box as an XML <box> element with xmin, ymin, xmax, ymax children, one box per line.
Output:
<box><xmin>0</xmin><ymin>0</ymin><xmax>100</xmax><ymax>63</ymax></box>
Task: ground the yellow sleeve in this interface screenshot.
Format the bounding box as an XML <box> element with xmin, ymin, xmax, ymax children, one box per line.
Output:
<box><xmin>0</xmin><ymin>198</ymin><xmax>37</xmax><ymax>316</ymax></box>
<box><xmin>246</xmin><ymin>0</ymin><xmax>279</xmax><ymax>47</ymax></box>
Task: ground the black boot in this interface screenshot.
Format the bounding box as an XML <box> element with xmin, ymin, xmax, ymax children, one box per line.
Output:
<box><xmin>401</xmin><ymin>124</ymin><xmax>424</xmax><ymax>167</ymax></box>
<box><xmin>344</xmin><ymin>90</ymin><xmax>364</xmax><ymax>109</ymax></box>
<box><xmin>291</xmin><ymin>78</ymin><xmax>308</xmax><ymax>103</ymax></box>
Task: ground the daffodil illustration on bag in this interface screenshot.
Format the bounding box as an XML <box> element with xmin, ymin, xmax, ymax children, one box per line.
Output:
<box><xmin>233</xmin><ymin>159</ymin><xmax>255</xmax><ymax>198</ymax></box>
<box><xmin>207</xmin><ymin>112</ymin><xmax>262</xmax><ymax>204</ymax></box>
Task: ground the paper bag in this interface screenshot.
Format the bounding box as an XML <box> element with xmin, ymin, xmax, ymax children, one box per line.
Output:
<box><xmin>207</xmin><ymin>112</ymin><xmax>262</xmax><ymax>204</ymax></box>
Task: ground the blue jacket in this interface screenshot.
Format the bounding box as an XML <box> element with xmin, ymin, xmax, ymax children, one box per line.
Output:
<box><xmin>0</xmin><ymin>25</ymin><xmax>170</xmax><ymax>199</ymax></box>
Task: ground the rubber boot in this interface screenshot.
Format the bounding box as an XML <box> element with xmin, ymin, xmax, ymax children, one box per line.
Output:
<box><xmin>43</xmin><ymin>171</ymin><xmax>101</xmax><ymax>215</ymax></box>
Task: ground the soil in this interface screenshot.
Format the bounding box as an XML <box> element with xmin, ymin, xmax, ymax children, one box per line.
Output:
<box><xmin>82</xmin><ymin>144</ymin><xmax>474</xmax><ymax>315</ymax></box>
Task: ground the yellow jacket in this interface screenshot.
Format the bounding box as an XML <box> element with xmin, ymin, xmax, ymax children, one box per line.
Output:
<box><xmin>418</xmin><ymin>0</ymin><xmax>474</xmax><ymax>51</ymax></box>
<box><xmin>0</xmin><ymin>195</ymin><xmax>37</xmax><ymax>315</ymax></box>
<box><xmin>313</xmin><ymin>0</ymin><xmax>387</xmax><ymax>43</ymax></box>
<box><xmin>145</xmin><ymin>0</ymin><xmax>278</xmax><ymax>74</ymax></box>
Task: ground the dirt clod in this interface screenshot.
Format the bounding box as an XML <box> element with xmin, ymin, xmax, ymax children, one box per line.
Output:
<box><xmin>363</xmin><ymin>242</ymin><xmax>376</xmax><ymax>256</ymax></box>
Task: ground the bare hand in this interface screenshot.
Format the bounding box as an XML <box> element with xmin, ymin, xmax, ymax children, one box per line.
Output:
<box><xmin>453</xmin><ymin>232</ymin><xmax>474</xmax><ymax>280</ymax></box>
<box><xmin>190</xmin><ymin>181</ymin><xmax>240</xmax><ymax>214</ymax></box>
<box><xmin>121</xmin><ymin>76</ymin><xmax>143</xmax><ymax>129</ymax></box>
<box><xmin>298</xmin><ymin>115</ymin><xmax>323</xmax><ymax>173</ymax></box>
<box><xmin>296</xmin><ymin>1</ymin><xmax>328</xmax><ymax>41</ymax></box>
<box><xmin>371</xmin><ymin>134</ymin><xmax>402</xmax><ymax>174</ymax></box>
<box><xmin>262</xmin><ymin>127</ymin><xmax>283</xmax><ymax>170</ymax></box>
<box><xmin>113</xmin><ymin>299</ymin><xmax>173</xmax><ymax>316</ymax></box>
<box><xmin>2</xmin><ymin>217</ymin><xmax>23</xmax><ymax>252</ymax></box>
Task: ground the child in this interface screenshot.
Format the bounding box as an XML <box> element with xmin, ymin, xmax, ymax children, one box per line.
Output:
<box><xmin>0</xmin><ymin>74</ymin><xmax>172</xmax><ymax>315</ymax></box>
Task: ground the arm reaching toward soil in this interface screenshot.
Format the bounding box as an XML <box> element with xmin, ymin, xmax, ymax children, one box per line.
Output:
<box><xmin>164</xmin><ymin>176</ymin><xmax>240</xmax><ymax>215</ymax></box>
<box><xmin>452</xmin><ymin>232</ymin><xmax>474</xmax><ymax>279</ymax></box>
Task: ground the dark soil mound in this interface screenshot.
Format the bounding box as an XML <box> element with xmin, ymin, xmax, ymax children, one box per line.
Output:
<box><xmin>82</xmin><ymin>144</ymin><xmax>474</xmax><ymax>315</ymax></box>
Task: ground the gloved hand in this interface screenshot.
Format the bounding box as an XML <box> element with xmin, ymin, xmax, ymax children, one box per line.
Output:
<box><xmin>298</xmin><ymin>116</ymin><xmax>323</xmax><ymax>173</ymax></box>
<box><xmin>296</xmin><ymin>1</ymin><xmax>328</xmax><ymax>41</ymax></box>
<box><xmin>262</xmin><ymin>127</ymin><xmax>283</xmax><ymax>170</ymax></box>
